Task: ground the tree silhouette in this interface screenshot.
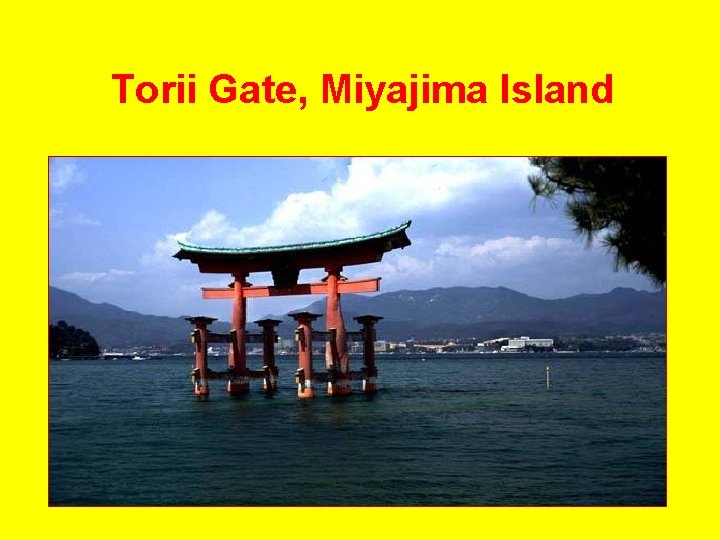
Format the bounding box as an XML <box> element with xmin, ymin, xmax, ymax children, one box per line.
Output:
<box><xmin>49</xmin><ymin>320</ymin><xmax>101</xmax><ymax>358</ymax></box>
<box><xmin>528</xmin><ymin>157</ymin><xmax>666</xmax><ymax>285</ymax></box>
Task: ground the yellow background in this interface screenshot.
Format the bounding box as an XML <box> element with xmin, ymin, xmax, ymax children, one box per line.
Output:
<box><xmin>2</xmin><ymin>1</ymin><xmax>713</xmax><ymax>538</ymax></box>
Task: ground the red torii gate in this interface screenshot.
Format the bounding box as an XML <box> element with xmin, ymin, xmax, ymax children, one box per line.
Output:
<box><xmin>174</xmin><ymin>221</ymin><xmax>411</xmax><ymax>399</ymax></box>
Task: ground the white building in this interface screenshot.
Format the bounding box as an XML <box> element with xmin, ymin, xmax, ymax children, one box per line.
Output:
<box><xmin>501</xmin><ymin>336</ymin><xmax>554</xmax><ymax>351</ymax></box>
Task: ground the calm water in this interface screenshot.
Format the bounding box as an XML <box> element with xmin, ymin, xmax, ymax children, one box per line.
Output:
<box><xmin>49</xmin><ymin>354</ymin><xmax>666</xmax><ymax>506</ymax></box>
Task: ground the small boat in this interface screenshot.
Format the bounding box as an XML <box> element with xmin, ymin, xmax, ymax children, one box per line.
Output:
<box><xmin>131</xmin><ymin>355</ymin><xmax>146</xmax><ymax>361</ymax></box>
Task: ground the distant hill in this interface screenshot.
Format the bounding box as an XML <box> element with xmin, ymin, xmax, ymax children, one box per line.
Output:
<box><xmin>49</xmin><ymin>287</ymin><xmax>230</xmax><ymax>349</ymax></box>
<box><xmin>49</xmin><ymin>320</ymin><xmax>101</xmax><ymax>358</ymax></box>
<box><xmin>296</xmin><ymin>286</ymin><xmax>666</xmax><ymax>341</ymax></box>
<box><xmin>49</xmin><ymin>285</ymin><xmax>665</xmax><ymax>348</ymax></box>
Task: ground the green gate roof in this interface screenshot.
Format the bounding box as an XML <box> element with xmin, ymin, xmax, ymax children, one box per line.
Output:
<box><xmin>174</xmin><ymin>221</ymin><xmax>412</xmax><ymax>284</ymax></box>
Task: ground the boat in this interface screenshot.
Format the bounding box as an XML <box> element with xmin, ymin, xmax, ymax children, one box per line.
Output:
<box><xmin>101</xmin><ymin>352</ymin><xmax>133</xmax><ymax>360</ymax></box>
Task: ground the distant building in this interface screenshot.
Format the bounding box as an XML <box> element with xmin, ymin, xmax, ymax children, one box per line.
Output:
<box><xmin>501</xmin><ymin>336</ymin><xmax>554</xmax><ymax>352</ymax></box>
<box><xmin>483</xmin><ymin>337</ymin><xmax>512</xmax><ymax>347</ymax></box>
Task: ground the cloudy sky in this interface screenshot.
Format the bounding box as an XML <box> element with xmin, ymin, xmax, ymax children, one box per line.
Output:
<box><xmin>49</xmin><ymin>157</ymin><xmax>660</xmax><ymax>321</ymax></box>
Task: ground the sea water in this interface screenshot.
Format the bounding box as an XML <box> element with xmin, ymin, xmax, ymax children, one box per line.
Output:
<box><xmin>49</xmin><ymin>354</ymin><xmax>666</xmax><ymax>506</ymax></box>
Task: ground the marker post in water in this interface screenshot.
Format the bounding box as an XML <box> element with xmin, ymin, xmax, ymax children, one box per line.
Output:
<box><xmin>546</xmin><ymin>366</ymin><xmax>550</xmax><ymax>390</ymax></box>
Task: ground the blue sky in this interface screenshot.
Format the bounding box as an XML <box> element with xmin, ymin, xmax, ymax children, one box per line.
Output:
<box><xmin>49</xmin><ymin>157</ymin><xmax>660</xmax><ymax>321</ymax></box>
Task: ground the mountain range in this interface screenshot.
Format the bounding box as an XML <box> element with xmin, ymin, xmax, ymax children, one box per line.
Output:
<box><xmin>49</xmin><ymin>285</ymin><xmax>665</xmax><ymax>349</ymax></box>
<box><xmin>49</xmin><ymin>287</ymin><xmax>230</xmax><ymax>350</ymax></box>
<box><xmin>301</xmin><ymin>286</ymin><xmax>666</xmax><ymax>341</ymax></box>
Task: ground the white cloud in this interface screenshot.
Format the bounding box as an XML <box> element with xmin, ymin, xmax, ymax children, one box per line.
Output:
<box><xmin>435</xmin><ymin>235</ymin><xmax>573</xmax><ymax>266</ymax></box>
<box><xmin>368</xmin><ymin>232</ymin><xmax>659</xmax><ymax>298</ymax></box>
<box><xmin>336</xmin><ymin>158</ymin><xmax>531</xmax><ymax>212</ymax></box>
<box><xmin>309</xmin><ymin>157</ymin><xmax>351</xmax><ymax>180</ymax></box>
<box><xmin>146</xmin><ymin>157</ymin><xmax>535</xmax><ymax>262</ymax></box>
<box><xmin>50</xmin><ymin>159</ymin><xmax>86</xmax><ymax>191</ymax></box>
<box><xmin>56</xmin><ymin>268</ymin><xmax>135</xmax><ymax>283</ymax></box>
<box><xmin>371</xmin><ymin>234</ymin><xmax>583</xmax><ymax>291</ymax></box>
<box><xmin>142</xmin><ymin>210</ymin><xmax>233</xmax><ymax>266</ymax></box>
<box><xmin>50</xmin><ymin>160</ymin><xmax>98</xmax><ymax>228</ymax></box>
<box><xmin>50</xmin><ymin>208</ymin><xmax>100</xmax><ymax>228</ymax></box>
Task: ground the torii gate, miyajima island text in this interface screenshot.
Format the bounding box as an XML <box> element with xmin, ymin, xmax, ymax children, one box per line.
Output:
<box><xmin>174</xmin><ymin>221</ymin><xmax>412</xmax><ymax>399</ymax></box>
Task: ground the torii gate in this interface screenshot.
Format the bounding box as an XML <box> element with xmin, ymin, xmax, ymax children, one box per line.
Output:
<box><xmin>174</xmin><ymin>221</ymin><xmax>411</xmax><ymax>399</ymax></box>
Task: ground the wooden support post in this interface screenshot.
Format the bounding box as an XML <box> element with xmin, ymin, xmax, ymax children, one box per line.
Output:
<box><xmin>354</xmin><ymin>315</ymin><xmax>383</xmax><ymax>394</ymax></box>
<box><xmin>186</xmin><ymin>316</ymin><xmax>217</xmax><ymax>400</ymax></box>
<box><xmin>255</xmin><ymin>318</ymin><xmax>281</xmax><ymax>392</ymax></box>
<box><xmin>291</xmin><ymin>312</ymin><xmax>322</xmax><ymax>399</ymax></box>
<box><xmin>228</xmin><ymin>273</ymin><xmax>250</xmax><ymax>395</ymax></box>
<box><xmin>325</xmin><ymin>266</ymin><xmax>351</xmax><ymax>396</ymax></box>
